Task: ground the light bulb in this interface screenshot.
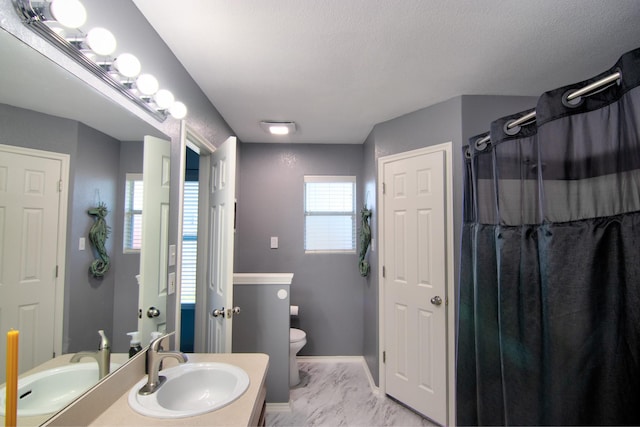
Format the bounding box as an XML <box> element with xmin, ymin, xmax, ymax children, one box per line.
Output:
<box><xmin>86</xmin><ymin>27</ymin><xmax>117</xmax><ymax>56</ymax></box>
<box><xmin>113</xmin><ymin>53</ymin><xmax>141</xmax><ymax>78</ymax></box>
<box><xmin>154</xmin><ymin>89</ymin><xmax>175</xmax><ymax>109</ymax></box>
<box><xmin>169</xmin><ymin>101</ymin><xmax>187</xmax><ymax>119</ymax></box>
<box><xmin>50</xmin><ymin>0</ymin><xmax>87</xmax><ymax>29</ymax></box>
<box><xmin>135</xmin><ymin>74</ymin><xmax>159</xmax><ymax>96</ymax></box>
<box><xmin>269</xmin><ymin>125</ymin><xmax>290</xmax><ymax>135</ymax></box>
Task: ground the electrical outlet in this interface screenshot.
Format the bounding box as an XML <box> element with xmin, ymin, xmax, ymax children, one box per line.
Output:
<box><xmin>168</xmin><ymin>272</ymin><xmax>176</xmax><ymax>295</ymax></box>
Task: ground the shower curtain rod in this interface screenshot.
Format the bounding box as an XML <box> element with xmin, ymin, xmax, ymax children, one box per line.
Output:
<box><xmin>474</xmin><ymin>71</ymin><xmax>622</xmax><ymax>148</ymax></box>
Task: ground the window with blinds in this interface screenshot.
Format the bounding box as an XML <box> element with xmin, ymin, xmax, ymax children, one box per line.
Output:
<box><xmin>304</xmin><ymin>175</ymin><xmax>356</xmax><ymax>253</ymax></box>
<box><xmin>123</xmin><ymin>174</ymin><xmax>143</xmax><ymax>253</ymax></box>
<box><xmin>181</xmin><ymin>181</ymin><xmax>199</xmax><ymax>304</ymax></box>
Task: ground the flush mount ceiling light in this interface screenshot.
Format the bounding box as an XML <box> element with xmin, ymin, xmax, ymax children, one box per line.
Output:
<box><xmin>14</xmin><ymin>0</ymin><xmax>189</xmax><ymax>121</ymax></box>
<box><xmin>259</xmin><ymin>121</ymin><xmax>297</xmax><ymax>135</ymax></box>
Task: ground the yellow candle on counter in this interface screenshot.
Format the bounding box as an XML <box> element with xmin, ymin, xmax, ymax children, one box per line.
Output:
<box><xmin>5</xmin><ymin>330</ymin><xmax>18</xmax><ymax>427</ymax></box>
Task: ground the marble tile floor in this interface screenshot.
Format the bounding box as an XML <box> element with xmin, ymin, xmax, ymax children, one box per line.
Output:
<box><xmin>265</xmin><ymin>359</ymin><xmax>437</xmax><ymax>427</ymax></box>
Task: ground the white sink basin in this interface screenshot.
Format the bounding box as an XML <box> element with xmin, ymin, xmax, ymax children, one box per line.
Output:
<box><xmin>128</xmin><ymin>362</ymin><xmax>250</xmax><ymax>419</ymax></box>
<box><xmin>0</xmin><ymin>362</ymin><xmax>121</xmax><ymax>417</ymax></box>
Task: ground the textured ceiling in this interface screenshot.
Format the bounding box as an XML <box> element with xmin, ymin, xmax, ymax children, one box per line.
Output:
<box><xmin>131</xmin><ymin>0</ymin><xmax>640</xmax><ymax>144</ymax></box>
<box><xmin>132</xmin><ymin>0</ymin><xmax>640</xmax><ymax>144</ymax></box>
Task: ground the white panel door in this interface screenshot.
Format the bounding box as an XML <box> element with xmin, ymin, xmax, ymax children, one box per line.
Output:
<box><xmin>206</xmin><ymin>136</ymin><xmax>236</xmax><ymax>353</ymax></box>
<box><xmin>0</xmin><ymin>147</ymin><xmax>63</xmax><ymax>382</ymax></box>
<box><xmin>383</xmin><ymin>149</ymin><xmax>447</xmax><ymax>424</ymax></box>
<box><xmin>138</xmin><ymin>136</ymin><xmax>171</xmax><ymax>344</ymax></box>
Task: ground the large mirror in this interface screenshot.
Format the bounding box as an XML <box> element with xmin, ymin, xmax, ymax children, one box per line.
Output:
<box><xmin>0</xmin><ymin>23</ymin><xmax>172</xmax><ymax>424</ymax></box>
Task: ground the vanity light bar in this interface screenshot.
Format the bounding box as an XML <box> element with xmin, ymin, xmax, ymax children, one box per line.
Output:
<box><xmin>14</xmin><ymin>0</ymin><xmax>168</xmax><ymax>122</ymax></box>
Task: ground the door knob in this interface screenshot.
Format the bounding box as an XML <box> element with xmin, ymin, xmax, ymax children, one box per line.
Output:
<box><xmin>212</xmin><ymin>307</ymin><xmax>225</xmax><ymax>317</ymax></box>
<box><xmin>146</xmin><ymin>307</ymin><xmax>161</xmax><ymax>318</ymax></box>
<box><xmin>228</xmin><ymin>306</ymin><xmax>241</xmax><ymax>317</ymax></box>
<box><xmin>430</xmin><ymin>296</ymin><xmax>443</xmax><ymax>306</ymax></box>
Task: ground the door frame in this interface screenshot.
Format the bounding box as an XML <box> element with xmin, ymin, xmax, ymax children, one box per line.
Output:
<box><xmin>377</xmin><ymin>142</ymin><xmax>456</xmax><ymax>425</ymax></box>
<box><xmin>0</xmin><ymin>143</ymin><xmax>69</xmax><ymax>360</ymax></box>
<box><xmin>174</xmin><ymin>124</ymin><xmax>216</xmax><ymax>351</ymax></box>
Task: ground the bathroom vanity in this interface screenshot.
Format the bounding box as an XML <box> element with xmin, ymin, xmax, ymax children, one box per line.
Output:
<box><xmin>43</xmin><ymin>352</ymin><xmax>269</xmax><ymax>426</ymax></box>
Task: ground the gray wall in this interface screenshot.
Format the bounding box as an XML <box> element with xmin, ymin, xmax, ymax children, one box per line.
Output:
<box><xmin>361</xmin><ymin>95</ymin><xmax>537</xmax><ymax>384</ymax></box>
<box><xmin>234</xmin><ymin>143</ymin><xmax>365</xmax><ymax>356</ymax></box>
<box><xmin>232</xmin><ymin>284</ymin><xmax>290</xmax><ymax>403</ymax></box>
<box><xmin>66</xmin><ymin>123</ymin><xmax>120</xmax><ymax>352</ymax></box>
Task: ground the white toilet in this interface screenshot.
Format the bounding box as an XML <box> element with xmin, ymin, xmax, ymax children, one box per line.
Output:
<box><xmin>289</xmin><ymin>328</ymin><xmax>307</xmax><ymax>387</ymax></box>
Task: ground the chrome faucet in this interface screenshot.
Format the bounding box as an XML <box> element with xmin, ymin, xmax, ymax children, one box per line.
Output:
<box><xmin>70</xmin><ymin>329</ymin><xmax>111</xmax><ymax>380</ymax></box>
<box><xmin>138</xmin><ymin>333</ymin><xmax>188</xmax><ymax>395</ymax></box>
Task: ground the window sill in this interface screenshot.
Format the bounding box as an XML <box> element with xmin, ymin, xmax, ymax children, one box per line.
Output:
<box><xmin>304</xmin><ymin>250</ymin><xmax>356</xmax><ymax>254</ymax></box>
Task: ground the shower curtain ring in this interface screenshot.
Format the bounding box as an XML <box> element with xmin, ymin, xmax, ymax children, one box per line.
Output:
<box><xmin>474</xmin><ymin>136</ymin><xmax>490</xmax><ymax>151</ymax></box>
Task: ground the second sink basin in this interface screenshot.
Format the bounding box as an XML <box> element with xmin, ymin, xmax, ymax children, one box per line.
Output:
<box><xmin>128</xmin><ymin>362</ymin><xmax>250</xmax><ymax>419</ymax></box>
<box><xmin>0</xmin><ymin>362</ymin><xmax>121</xmax><ymax>417</ymax></box>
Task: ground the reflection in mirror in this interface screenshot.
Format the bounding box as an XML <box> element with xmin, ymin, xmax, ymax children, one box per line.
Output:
<box><xmin>138</xmin><ymin>135</ymin><xmax>171</xmax><ymax>342</ymax></box>
<box><xmin>0</xmin><ymin>25</ymin><xmax>171</xmax><ymax>424</ymax></box>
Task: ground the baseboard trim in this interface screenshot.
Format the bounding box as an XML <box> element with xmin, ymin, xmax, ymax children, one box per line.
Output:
<box><xmin>296</xmin><ymin>355</ymin><xmax>364</xmax><ymax>363</ymax></box>
<box><xmin>266</xmin><ymin>401</ymin><xmax>292</xmax><ymax>412</ymax></box>
<box><xmin>361</xmin><ymin>358</ymin><xmax>381</xmax><ymax>397</ymax></box>
<box><xmin>295</xmin><ymin>355</ymin><xmax>381</xmax><ymax>396</ymax></box>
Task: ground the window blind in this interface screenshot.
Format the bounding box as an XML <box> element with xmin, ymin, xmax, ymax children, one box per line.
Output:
<box><xmin>304</xmin><ymin>176</ymin><xmax>356</xmax><ymax>252</ymax></box>
<box><xmin>181</xmin><ymin>181</ymin><xmax>199</xmax><ymax>304</ymax></box>
<box><xmin>123</xmin><ymin>174</ymin><xmax>143</xmax><ymax>252</ymax></box>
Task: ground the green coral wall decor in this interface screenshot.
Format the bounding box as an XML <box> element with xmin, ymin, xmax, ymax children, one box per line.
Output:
<box><xmin>88</xmin><ymin>202</ymin><xmax>111</xmax><ymax>278</ymax></box>
<box><xmin>358</xmin><ymin>205</ymin><xmax>372</xmax><ymax>277</ymax></box>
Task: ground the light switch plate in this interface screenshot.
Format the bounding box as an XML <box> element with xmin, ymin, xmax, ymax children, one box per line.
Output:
<box><xmin>168</xmin><ymin>272</ymin><xmax>176</xmax><ymax>295</ymax></box>
<box><xmin>79</xmin><ymin>237</ymin><xmax>85</xmax><ymax>251</ymax></box>
<box><xmin>168</xmin><ymin>244</ymin><xmax>176</xmax><ymax>266</ymax></box>
<box><xmin>270</xmin><ymin>236</ymin><xmax>278</xmax><ymax>249</ymax></box>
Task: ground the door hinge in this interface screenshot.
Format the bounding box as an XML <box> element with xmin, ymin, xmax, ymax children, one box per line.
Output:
<box><xmin>382</xmin><ymin>266</ymin><xmax>386</xmax><ymax>278</ymax></box>
<box><xmin>58</xmin><ymin>180</ymin><xmax>63</xmax><ymax>192</ymax></box>
<box><xmin>382</xmin><ymin>182</ymin><xmax>386</xmax><ymax>194</ymax></box>
<box><xmin>53</xmin><ymin>351</ymin><xmax>56</xmax><ymax>358</ymax></box>
<box><xmin>55</xmin><ymin>265</ymin><xmax>59</xmax><ymax>278</ymax></box>
<box><xmin>383</xmin><ymin>351</ymin><xmax>386</xmax><ymax>363</ymax></box>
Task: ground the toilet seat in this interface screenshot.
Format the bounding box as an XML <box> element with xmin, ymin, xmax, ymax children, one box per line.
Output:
<box><xmin>290</xmin><ymin>328</ymin><xmax>306</xmax><ymax>343</ymax></box>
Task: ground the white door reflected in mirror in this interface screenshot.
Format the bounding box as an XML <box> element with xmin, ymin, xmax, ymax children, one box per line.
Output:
<box><xmin>138</xmin><ymin>135</ymin><xmax>171</xmax><ymax>344</ymax></box>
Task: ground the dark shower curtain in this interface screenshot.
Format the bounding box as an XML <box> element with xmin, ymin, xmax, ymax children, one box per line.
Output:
<box><xmin>457</xmin><ymin>47</ymin><xmax>640</xmax><ymax>426</ymax></box>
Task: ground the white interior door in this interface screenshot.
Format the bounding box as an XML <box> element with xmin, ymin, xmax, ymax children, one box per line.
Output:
<box><xmin>0</xmin><ymin>145</ymin><xmax>67</xmax><ymax>383</ymax></box>
<box><xmin>381</xmin><ymin>147</ymin><xmax>448</xmax><ymax>424</ymax></box>
<box><xmin>138</xmin><ymin>136</ymin><xmax>171</xmax><ymax>344</ymax></box>
<box><xmin>198</xmin><ymin>136</ymin><xmax>236</xmax><ymax>353</ymax></box>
